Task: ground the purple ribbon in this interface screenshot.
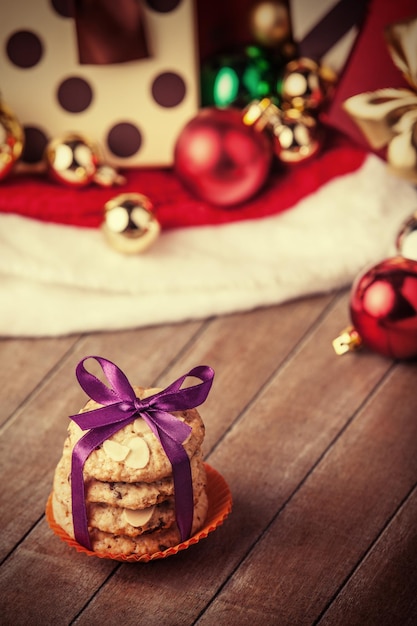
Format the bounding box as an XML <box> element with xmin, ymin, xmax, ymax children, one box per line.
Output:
<box><xmin>69</xmin><ymin>356</ymin><xmax>214</xmax><ymax>550</ymax></box>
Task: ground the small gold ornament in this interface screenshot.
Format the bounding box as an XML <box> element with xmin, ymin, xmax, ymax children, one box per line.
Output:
<box><xmin>249</xmin><ymin>1</ymin><xmax>291</xmax><ymax>48</ymax></box>
<box><xmin>396</xmin><ymin>211</ymin><xmax>417</xmax><ymax>260</ymax></box>
<box><xmin>0</xmin><ymin>98</ymin><xmax>24</xmax><ymax>180</ymax></box>
<box><xmin>281</xmin><ymin>57</ymin><xmax>337</xmax><ymax>112</ymax></box>
<box><xmin>242</xmin><ymin>97</ymin><xmax>322</xmax><ymax>164</ymax></box>
<box><xmin>102</xmin><ymin>193</ymin><xmax>160</xmax><ymax>254</ymax></box>
<box><xmin>242</xmin><ymin>97</ymin><xmax>282</xmax><ymax>131</ymax></box>
<box><xmin>270</xmin><ymin>108</ymin><xmax>322</xmax><ymax>163</ymax></box>
<box><xmin>45</xmin><ymin>133</ymin><xmax>125</xmax><ymax>188</ymax></box>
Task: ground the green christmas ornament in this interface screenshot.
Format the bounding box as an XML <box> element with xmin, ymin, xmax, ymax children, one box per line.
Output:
<box><xmin>200</xmin><ymin>46</ymin><xmax>285</xmax><ymax>108</ymax></box>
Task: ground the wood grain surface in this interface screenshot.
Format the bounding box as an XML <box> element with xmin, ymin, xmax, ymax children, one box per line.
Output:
<box><xmin>1</xmin><ymin>290</ymin><xmax>416</xmax><ymax>625</ymax></box>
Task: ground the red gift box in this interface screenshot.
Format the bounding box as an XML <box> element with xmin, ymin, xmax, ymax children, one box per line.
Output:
<box><xmin>324</xmin><ymin>0</ymin><xmax>417</xmax><ymax>150</ymax></box>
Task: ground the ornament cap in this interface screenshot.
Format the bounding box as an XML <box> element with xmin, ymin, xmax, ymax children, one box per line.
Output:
<box><xmin>332</xmin><ymin>326</ymin><xmax>363</xmax><ymax>356</ymax></box>
<box><xmin>94</xmin><ymin>164</ymin><xmax>126</xmax><ymax>187</ymax></box>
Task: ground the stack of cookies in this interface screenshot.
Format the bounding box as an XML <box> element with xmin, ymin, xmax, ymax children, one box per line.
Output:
<box><xmin>51</xmin><ymin>386</ymin><xmax>209</xmax><ymax>556</ymax></box>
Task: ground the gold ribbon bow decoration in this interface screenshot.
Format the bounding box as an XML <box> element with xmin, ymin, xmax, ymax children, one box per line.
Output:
<box><xmin>343</xmin><ymin>16</ymin><xmax>417</xmax><ymax>183</ymax></box>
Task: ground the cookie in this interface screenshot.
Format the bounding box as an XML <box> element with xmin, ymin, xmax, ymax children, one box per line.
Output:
<box><xmin>88</xmin><ymin>526</ymin><xmax>182</xmax><ymax>556</ymax></box>
<box><xmin>54</xmin><ymin>449</ymin><xmax>206</xmax><ymax>509</ymax></box>
<box><xmin>51</xmin><ymin>487</ymin><xmax>208</xmax><ymax>544</ymax></box>
<box><xmin>88</xmin><ymin>504</ymin><xmax>209</xmax><ymax>557</ymax></box>
<box><xmin>67</xmin><ymin>386</ymin><xmax>205</xmax><ymax>483</ymax></box>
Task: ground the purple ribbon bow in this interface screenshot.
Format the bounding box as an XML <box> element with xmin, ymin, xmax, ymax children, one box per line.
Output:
<box><xmin>69</xmin><ymin>356</ymin><xmax>214</xmax><ymax>550</ymax></box>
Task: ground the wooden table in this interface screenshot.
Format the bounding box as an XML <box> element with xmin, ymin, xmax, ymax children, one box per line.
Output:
<box><xmin>1</xmin><ymin>288</ymin><xmax>417</xmax><ymax>625</ymax></box>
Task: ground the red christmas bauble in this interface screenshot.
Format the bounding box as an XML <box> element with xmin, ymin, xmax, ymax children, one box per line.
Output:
<box><xmin>174</xmin><ymin>107</ymin><xmax>273</xmax><ymax>206</ymax></box>
<box><xmin>350</xmin><ymin>257</ymin><xmax>417</xmax><ymax>359</ymax></box>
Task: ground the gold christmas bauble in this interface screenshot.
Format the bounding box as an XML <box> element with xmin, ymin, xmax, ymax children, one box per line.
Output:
<box><xmin>249</xmin><ymin>1</ymin><xmax>291</xmax><ymax>48</ymax></box>
<box><xmin>102</xmin><ymin>193</ymin><xmax>160</xmax><ymax>254</ymax></box>
<box><xmin>45</xmin><ymin>133</ymin><xmax>98</xmax><ymax>187</ymax></box>
<box><xmin>281</xmin><ymin>57</ymin><xmax>337</xmax><ymax>112</ymax></box>
<box><xmin>271</xmin><ymin>108</ymin><xmax>322</xmax><ymax>163</ymax></box>
<box><xmin>45</xmin><ymin>133</ymin><xmax>125</xmax><ymax>187</ymax></box>
<box><xmin>0</xmin><ymin>99</ymin><xmax>24</xmax><ymax>180</ymax></box>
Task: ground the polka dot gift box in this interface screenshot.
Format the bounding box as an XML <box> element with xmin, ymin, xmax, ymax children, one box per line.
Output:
<box><xmin>0</xmin><ymin>0</ymin><xmax>199</xmax><ymax>167</ymax></box>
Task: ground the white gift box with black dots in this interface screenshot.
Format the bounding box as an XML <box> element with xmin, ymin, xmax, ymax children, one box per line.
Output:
<box><xmin>0</xmin><ymin>0</ymin><xmax>199</xmax><ymax>168</ymax></box>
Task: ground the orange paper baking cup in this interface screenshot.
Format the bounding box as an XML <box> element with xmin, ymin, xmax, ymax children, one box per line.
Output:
<box><xmin>46</xmin><ymin>463</ymin><xmax>232</xmax><ymax>562</ymax></box>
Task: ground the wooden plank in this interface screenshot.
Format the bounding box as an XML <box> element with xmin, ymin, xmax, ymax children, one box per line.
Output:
<box><xmin>0</xmin><ymin>517</ymin><xmax>115</xmax><ymax>626</ymax></box>
<box><xmin>0</xmin><ymin>335</ymin><xmax>80</xmax><ymax>426</ymax></box>
<box><xmin>70</xmin><ymin>296</ymin><xmax>394</xmax><ymax>626</ymax></box>
<box><xmin>156</xmin><ymin>292</ymin><xmax>338</xmax><ymax>453</ymax></box>
<box><xmin>318</xmin><ymin>486</ymin><xmax>417</xmax><ymax>625</ymax></box>
<box><xmin>197</xmin><ymin>362</ymin><xmax>417</xmax><ymax>626</ymax></box>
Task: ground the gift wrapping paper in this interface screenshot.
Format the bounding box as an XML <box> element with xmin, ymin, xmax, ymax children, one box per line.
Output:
<box><xmin>0</xmin><ymin>0</ymin><xmax>199</xmax><ymax>167</ymax></box>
